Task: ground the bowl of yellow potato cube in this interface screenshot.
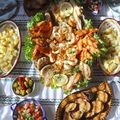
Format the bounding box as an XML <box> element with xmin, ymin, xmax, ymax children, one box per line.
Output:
<box><xmin>0</xmin><ymin>21</ymin><xmax>21</xmax><ymax>78</ymax></box>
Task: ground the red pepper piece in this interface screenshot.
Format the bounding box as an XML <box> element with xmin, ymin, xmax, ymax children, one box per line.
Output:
<box><xmin>18</xmin><ymin>76</ymin><xmax>24</xmax><ymax>83</ymax></box>
<box><xmin>21</xmin><ymin>82</ymin><xmax>26</xmax><ymax>90</ymax></box>
<box><xmin>18</xmin><ymin>76</ymin><xmax>27</xmax><ymax>90</ymax></box>
<box><xmin>16</xmin><ymin>107</ymin><xmax>24</xmax><ymax>111</ymax></box>
<box><xmin>29</xmin><ymin>108</ymin><xmax>34</xmax><ymax>114</ymax></box>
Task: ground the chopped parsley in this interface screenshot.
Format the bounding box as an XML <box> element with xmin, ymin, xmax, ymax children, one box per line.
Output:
<box><xmin>71</xmin><ymin>66</ymin><xmax>80</xmax><ymax>73</ymax></box>
<box><xmin>69</xmin><ymin>50</ymin><xmax>76</xmax><ymax>54</ymax></box>
<box><xmin>76</xmin><ymin>78</ymin><xmax>89</xmax><ymax>88</ymax></box>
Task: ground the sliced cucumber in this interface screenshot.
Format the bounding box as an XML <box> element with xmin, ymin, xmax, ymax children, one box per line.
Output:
<box><xmin>60</xmin><ymin>2</ymin><xmax>73</xmax><ymax>17</ymax></box>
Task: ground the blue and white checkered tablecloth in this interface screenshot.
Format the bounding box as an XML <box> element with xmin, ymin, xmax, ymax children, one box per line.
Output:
<box><xmin>0</xmin><ymin>0</ymin><xmax>120</xmax><ymax>120</ymax></box>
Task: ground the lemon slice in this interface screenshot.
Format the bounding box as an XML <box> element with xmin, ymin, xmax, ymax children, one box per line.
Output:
<box><xmin>40</xmin><ymin>65</ymin><xmax>54</xmax><ymax>76</ymax></box>
<box><xmin>60</xmin><ymin>2</ymin><xmax>73</xmax><ymax>17</ymax></box>
<box><xmin>52</xmin><ymin>74</ymin><xmax>68</xmax><ymax>87</ymax></box>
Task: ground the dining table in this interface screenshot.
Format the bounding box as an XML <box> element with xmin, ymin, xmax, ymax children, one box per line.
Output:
<box><xmin>0</xmin><ymin>0</ymin><xmax>120</xmax><ymax>120</ymax></box>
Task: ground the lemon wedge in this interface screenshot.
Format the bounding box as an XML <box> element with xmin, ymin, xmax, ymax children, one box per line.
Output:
<box><xmin>60</xmin><ymin>2</ymin><xmax>73</xmax><ymax>17</ymax></box>
<box><xmin>52</xmin><ymin>74</ymin><xmax>68</xmax><ymax>87</ymax></box>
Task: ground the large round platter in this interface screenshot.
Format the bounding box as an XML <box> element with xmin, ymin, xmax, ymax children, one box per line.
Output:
<box><xmin>24</xmin><ymin>0</ymin><xmax>108</xmax><ymax>93</ymax></box>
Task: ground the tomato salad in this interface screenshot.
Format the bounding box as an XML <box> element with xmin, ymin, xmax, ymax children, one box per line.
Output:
<box><xmin>12</xmin><ymin>100</ymin><xmax>46</xmax><ymax>120</ymax></box>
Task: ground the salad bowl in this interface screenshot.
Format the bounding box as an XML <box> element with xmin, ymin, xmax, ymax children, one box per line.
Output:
<box><xmin>98</xmin><ymin>18</ymin><xmax>120</xmax><ymax>75</ymax></box>
<box><xmin>11</xmin><ymin>99</ymin><xmax>47</xmax><ymax>120</ymax></box>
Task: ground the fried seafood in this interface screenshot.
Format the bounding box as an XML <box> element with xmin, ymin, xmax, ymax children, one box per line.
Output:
<box><xmin>36</xmin><ymin>57</ymin><xmax>50</xmax><ymax>70</ymax></box>
<box><xmin>70</xmin><ymin>0</ymin><xmax>83</xmax><ymax>29</ymax></box>
<box><xmin>26</xmin><ymin>1</ymin><xmax>104</xmax><ymax>91</ymax></box>
<box><xmin>30</xmin><ymin>21</ymin><xmax>53</xmax><ymax>38</ymax></box>
<box><xmin>32</xmin><ymin>37</ymin><xmax>49</xmax><ymax>47</ymax></box>
<box><xmin>76</xmin><ymin>29</ymin><xmax>99</xmax><ymax>61</ymax></box>
<box><xmin>56</xmin><ymin>81</ymin><xmax>112</xmax><ymax>120</ymax></box>
<box><xmin>67</xmin><ymin>16</ymin><xmax>76</xmax><ymax>28</ymax></box>
<box><xmin>63</xmin><ymin>73</ymin><xmax>81</xmax><ymax>90</ymax></box>
<box><xmin>79</xmin><ymin>62</ymin><xmax>91</xmax><ymax>80</ymax></box>
<box><xmin>32</xmin><ymin>45</ymin><xmax>51</xmax><ymax>60</ymax></box>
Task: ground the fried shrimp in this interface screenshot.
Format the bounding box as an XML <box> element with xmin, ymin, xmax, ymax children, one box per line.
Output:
<box><xmin>76</xmin><ymin>29</ymin><xmax>100</xmax><ymax>61</ymax></box>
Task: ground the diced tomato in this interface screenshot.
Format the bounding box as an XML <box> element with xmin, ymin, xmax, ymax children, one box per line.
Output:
<box><xmin>29</xmin><ymin>108</ymin><xmax>34</xmax><ymax>114</ymax></box>
<box><xmin>27</xmin><ymin>108</ymin><xmax>31</xmax><ymax>113</ymax></box>
<box><xmin>21</xmin><ymin>82</ymin><xmax>26</xmax><ymax>90</ymax></box>
<box><xmin>34</xmin><ymin>111</ymin><xmax>41</xmax><ymax>118</ymax></box>
<box><xmin>24</xmin><ymin>102</ymin><xmax>30</xmax><ymax>108</ymax></box>
<box><xmin>17</xmin><ymin>76</ymin><xmax>27</xmax><ymax>90</ymax></box>
<box><xmin>35</xmin><ymin>117</ymin><xmax>43</xmax><ymax>120</ymax></box>
<box><xmin>18</xmin><ymin>115</ymin><xmax>24</xmax><ymax>120</ymax></box>
<box><xmin>16</xmin><ymin>107</ymin><xmax>24</xmax><ymax>111</ymax></box>
<box><xmin>27</xmin><ymin>108</ymin><xmax>34</xmax><ymax>114</ymax></box>
<box><xmin>36</xmin><ymin>105</ymin><xmax>41</xmax><ymax>110</ymax></box>
<box><xmin>29</xmin><ymin>103</ymin><xmax>35</xmax><ymax>109</ymax></box>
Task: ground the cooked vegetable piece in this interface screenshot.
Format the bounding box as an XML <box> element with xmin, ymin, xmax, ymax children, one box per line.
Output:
<box><xmin>24</xmin><ymin>81</ymin><xmax>29</xmax><ymax>88</ymax></box>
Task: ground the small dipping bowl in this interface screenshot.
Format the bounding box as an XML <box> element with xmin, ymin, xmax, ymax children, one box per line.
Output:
<box><xmin>12</xmin><ymin>76</ymin><xmax>35</xmax><ymax>97</ymax></box>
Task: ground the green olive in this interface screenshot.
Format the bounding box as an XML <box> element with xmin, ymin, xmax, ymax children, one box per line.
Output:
<box><xmin>28</xmin><ymin>79</ymin><xmax>33</xmax><ymax>87</ymax></box>
<box><xmin>26</xmin><ymin>88</ymin><xmax>32</xmax><ymax>94</ymax></box>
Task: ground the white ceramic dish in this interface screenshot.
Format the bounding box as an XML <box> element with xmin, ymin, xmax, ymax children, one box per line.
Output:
<box><xmin>12</xmin><ymin>76</ymin><xmax>35</xmax><ymax>97</ymax></box>
<box><xmin>99</xmin><ymin>18</ymin><xmax>120</xmax><ymax>75</ymax></box>
<box><xmin>0</xmin><ymin>21</ymin><xmax>21</xmax><ymax>78</ymax></box>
